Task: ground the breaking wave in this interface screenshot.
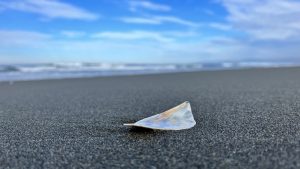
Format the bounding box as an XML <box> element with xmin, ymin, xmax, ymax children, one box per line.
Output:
<box><xmin>0</xmin><ymin>62</ymin><xmax>294</xmax><ymax>81</ymax></box>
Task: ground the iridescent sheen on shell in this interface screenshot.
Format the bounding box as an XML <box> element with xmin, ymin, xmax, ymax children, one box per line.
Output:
<box><xmin>124</xmin><ymin>101</ymin><xmax>196</xmax><ymax>130</ymax></box>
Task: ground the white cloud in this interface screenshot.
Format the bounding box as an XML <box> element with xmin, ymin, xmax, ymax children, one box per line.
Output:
<box><xmin>163</xmin><ymin>30</ymin><xmax>199</xmax><ymax>38</ymax></box>
<box><xmin>221</xmin><ymin>0</ymin><xmax>300</xmax><ymax>40</ymax></box>
<box><xmin>61</xmin><ymin>31</ymin><xmax>86</xmax><ymax>38</ymax></box>
<box><xmin>92</xmin><ymin>31</ymin><xmax>173</xmax><ymax>42</ymax></box>
<box><xmin>209</xmin><ymin>23</ymin><xmax>232</xmax><ymax>31</ymax></box>
<box><xmin>129</xmin><ymin>0</ymin><xmax>171</xmax><ymax>12</ymax></box>
<box><xmin>1</xmin><ymin>29</ymin><xmax>300</xmax><ymax>64</ymax></box>
<box><xmin>0</xmin><ymin>0</ymin><xmax>99</xmax><ymax>21</ymax></box>
<box><xmin>0</xmin><ymin>30</ymin><xmax>50</xmax><ymax>46</ymax></box>
<box><xmin>120</xmin><ymin>17</ymin><xmax>161</xmax><ymax>25</ymax></box>
<box><xmin>0</xmin><ymin>29</ymin><xmax>170</xmax><ymax>63</ymax></box>
<box><xmin>120</xmin><ymin>15</ymin><xmax>200</xmax><ymax>27</ymax></box>
<box><xmin>153</xmin><ymin>16</ymin><xmax>200</xmax><ymax>27</ymax></box>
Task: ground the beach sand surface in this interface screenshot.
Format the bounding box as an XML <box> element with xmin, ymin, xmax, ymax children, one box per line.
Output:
<box><xmin>1</xmin><ymin>67</ymin><xmax>300</xmax><ymax>168</ymax></box>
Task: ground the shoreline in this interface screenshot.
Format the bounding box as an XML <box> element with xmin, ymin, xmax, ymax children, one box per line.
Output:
<box><xmin>0</xmin><ymin>66</ymin><xmax>298</xmax><ymax>83</ymax></box>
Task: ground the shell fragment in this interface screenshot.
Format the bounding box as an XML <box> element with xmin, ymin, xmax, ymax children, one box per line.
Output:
<box><xmin>124</xmin><ymin>101</ymin><xmax>196</xmax><ymax>130</ymax></box>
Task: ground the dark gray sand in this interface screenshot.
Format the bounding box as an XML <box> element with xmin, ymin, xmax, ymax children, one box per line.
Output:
<box><xmin>1</xmin><ymin>67</ymin><xmax>300</xmax><ymax>168</ymax></box>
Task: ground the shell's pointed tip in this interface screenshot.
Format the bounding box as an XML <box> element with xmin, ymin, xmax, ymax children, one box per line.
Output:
<box><xmin>124</xmin><ymin>123</ymin><xmax>135</xmax><ymax>126</ymax></box>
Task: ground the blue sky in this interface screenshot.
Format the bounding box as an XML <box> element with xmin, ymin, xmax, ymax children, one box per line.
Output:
<box><xmin>0</xmin><ymin>0</ymin><xmax>299</xmax><ymax>64</ymax></box>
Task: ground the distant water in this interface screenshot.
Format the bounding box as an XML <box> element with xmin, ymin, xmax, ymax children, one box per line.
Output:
<box><xmin>0</xmin><ymin>62</ymin><xmax>294</xmax><ymax>82</ymax></box>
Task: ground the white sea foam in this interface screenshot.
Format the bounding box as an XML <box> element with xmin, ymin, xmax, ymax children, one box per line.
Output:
<box><xmin>0</xmin><ymin>62</ymin><xmax>295</xmax><ymax>82</ymax></box>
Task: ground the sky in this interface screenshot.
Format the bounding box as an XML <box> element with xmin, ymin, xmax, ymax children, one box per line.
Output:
<box><xmin>0</xmin><ymin>0</ymin><xmax>299</xmax><ymax>64</ymax></box>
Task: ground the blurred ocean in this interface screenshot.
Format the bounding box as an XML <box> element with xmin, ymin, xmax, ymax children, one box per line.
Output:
<box><xmin>0</xmin><ymin>62</ymin><xmax>294</xmax><ymax>82</ymax></box>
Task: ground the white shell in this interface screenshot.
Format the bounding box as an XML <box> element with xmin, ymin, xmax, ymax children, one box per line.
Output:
<box><xmin>124</xmin><ymin>101</ymin><xmax>196</xmax><ymax>130</ymax></box>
